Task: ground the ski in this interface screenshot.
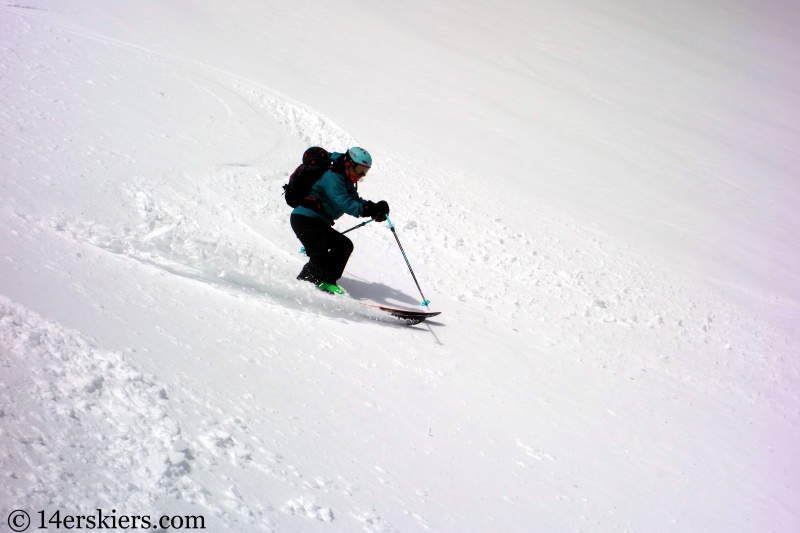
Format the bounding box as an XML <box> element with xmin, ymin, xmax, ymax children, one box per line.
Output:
<box><xmin>303</xmin><ymin>280</ymin><xmax>441</xmax><ymax>325</ymax></box>
<box><xmin>359</xmin><ymin>303</ymin><xmax>441</xmax><ymax>325</ymax></box>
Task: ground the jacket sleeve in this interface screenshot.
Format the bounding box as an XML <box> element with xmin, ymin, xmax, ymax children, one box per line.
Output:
<box><xmin>325</xmin><ymin>175</ymin><xmax>365</xmax><ymax>217</ymax></box>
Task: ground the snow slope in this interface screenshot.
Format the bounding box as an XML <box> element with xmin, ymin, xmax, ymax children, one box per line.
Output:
<box><xmin>1</xmin><ymin>1</ymin><xmax>799</xmax><ymax>532</ymax></box>
<box><xmin>34</xmin><ymin>0</ymin><xmax>800</xmax><ymax>305</ymax></box>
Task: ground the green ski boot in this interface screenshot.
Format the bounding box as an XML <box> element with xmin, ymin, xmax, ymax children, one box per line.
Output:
<box><xmin>318</xmin><ymin>282</ymin><xmax>345</xmax><ymax>295</ymax></box>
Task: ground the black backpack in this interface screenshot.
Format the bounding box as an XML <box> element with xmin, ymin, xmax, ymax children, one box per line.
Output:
<box><xmin>283</xmin><ymin>147</ymin><xmax>332</xmax><ymax>209</ymax></box>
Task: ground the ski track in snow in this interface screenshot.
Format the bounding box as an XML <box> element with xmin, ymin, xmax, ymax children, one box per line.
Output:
<box><xmin>1</xmin><ymin>7</ymin><xmax>799</xmax><ymax>532</ymax></box>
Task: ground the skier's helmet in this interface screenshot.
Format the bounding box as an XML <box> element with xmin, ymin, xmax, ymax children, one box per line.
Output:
<box><xmin>347</xmin><ymin>147</ymin><xmax>372</xmax><ymax>169</ymax></box>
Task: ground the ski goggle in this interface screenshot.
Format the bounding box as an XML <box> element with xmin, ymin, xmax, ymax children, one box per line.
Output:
<box><xmin>353</xmin><ymin>164</ymin><xmax>369</xmax><ymax>177</ymax></box>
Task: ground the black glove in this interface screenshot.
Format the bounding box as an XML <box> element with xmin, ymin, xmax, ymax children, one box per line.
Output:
<box><xmin>363</xmin><ymin>200</ymin><xmax>390</xmax><ymax>221</ymax></box>
<box><xmin>373</xmin><ymin>200</ymin><xmax>389</xmax><ymax>221</ymax></box>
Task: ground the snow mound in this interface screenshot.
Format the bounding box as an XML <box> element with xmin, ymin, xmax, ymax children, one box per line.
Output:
<box><xmin>0</xmin><ymin>295</ymin><xmax>203</xmax><ymax>516</ymax></box>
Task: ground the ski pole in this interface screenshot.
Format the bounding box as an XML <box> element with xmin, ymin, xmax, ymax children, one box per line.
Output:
<box><xmin>341</xmin><ymin>218</ymin><xmax>374</xmax><ymax>235</ymax></box>
<box><xmin>385</xmin><ymin>215</ymin><xmax>430</xmax><ymax>308</ymax></box>
<box><xmin>301</xmin><ymin>219</ymin><xmax>374</xmax><ymax>255</ymax></box>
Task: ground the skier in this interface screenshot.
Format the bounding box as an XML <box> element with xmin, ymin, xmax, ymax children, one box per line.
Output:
<box><xmin>290</xmin><ymin>147</ymin><xmax>390</xmax><ymax>294</ymax></box>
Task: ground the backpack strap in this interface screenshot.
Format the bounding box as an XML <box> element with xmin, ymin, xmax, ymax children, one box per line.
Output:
<box><xmin>330</xmin><ymin>153</ymin><xmax>347</xmax><ymax>175</ymax></box>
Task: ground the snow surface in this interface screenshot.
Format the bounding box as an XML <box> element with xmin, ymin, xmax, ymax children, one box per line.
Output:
<box><xmin>1</xmin><ymin>1</ymin><xmax>799</xmax><ymax>532</ymax></box>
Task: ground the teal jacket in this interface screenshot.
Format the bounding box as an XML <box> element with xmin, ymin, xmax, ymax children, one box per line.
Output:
<box><xmin>291</xmin><ymin>153</ymin><xmax>367</xmax><ymax>225</ymax></box>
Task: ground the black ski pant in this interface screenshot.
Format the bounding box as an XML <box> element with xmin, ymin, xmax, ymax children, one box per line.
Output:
<box><xmin>290</xmin><ymin>214</ymin><xmax>354</xmax><ymax>284</ymax></box>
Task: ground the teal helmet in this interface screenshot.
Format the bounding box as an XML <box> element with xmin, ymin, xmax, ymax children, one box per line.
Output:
<box><xmin>347</xmin><ymin>147</ymin><xmax>372</xmax><ymax>168</ymax></box>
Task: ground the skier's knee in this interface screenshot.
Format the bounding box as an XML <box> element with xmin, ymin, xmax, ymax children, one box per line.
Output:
<box><xmin>341</xmin><ymin>236</ymin><xmax>354</xmax><ymax>255</ymax></box>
